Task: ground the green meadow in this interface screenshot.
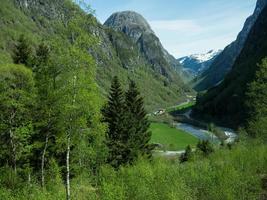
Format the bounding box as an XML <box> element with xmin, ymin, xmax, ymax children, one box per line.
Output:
<box><xmin>150</xmin><ymin>122</ymin><xmax>198</xmax><ymax>151</ymax></box>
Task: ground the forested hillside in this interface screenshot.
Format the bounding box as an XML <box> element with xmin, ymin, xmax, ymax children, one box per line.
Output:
<box><xmin>0</xmin><ymin>0</ymin><xmax>190</xmax><ymax>112</ymax></box>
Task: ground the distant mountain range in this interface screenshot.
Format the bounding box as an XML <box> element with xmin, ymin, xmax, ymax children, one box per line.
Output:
<box><xmin>193</xmin><ymin>0</ymin><xmax>267</xmax><ymax>91</ymax></box>
<box><xmin>178</xmin><ymin>50</ymin><xmax>222</xmax><ymax>78</ymax></box>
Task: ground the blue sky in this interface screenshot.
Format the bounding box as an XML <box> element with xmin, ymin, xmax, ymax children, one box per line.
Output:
<box><xmin>86</xmin><ymin>0</ymin><xmax>257</xmax><ymax>57</ymax></box>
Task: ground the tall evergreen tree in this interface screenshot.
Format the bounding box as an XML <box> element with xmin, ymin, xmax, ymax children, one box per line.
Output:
<box><xmin>102</xmin><ymin>76</ymin><xmax>128</xmax><ymax>168</ymax></box>
<box><xmin>125</xmin><ymin>80</ymin><xmax>152</xmax><ymax>162</ymax></box>
<box><xmin>13</xmin><ymin>35</ymin><xmax>32</xmax><ymax>66</ymax></box>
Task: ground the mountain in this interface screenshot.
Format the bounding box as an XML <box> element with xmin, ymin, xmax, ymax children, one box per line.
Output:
<box><xmin>194</xmin><ymin>0</ymin><xmax>267</xmax><ymax>91</ymax></box>
<box><xmin>0</xmin><ymin>1</ymin><xmax>191</xmax><ymax>111</ymax></box>
<box><xmin>104</xmin><ymin>11</ymin><xmax>185</xmax><ymax>82</ymax></box>
<box><xmin>178</xmin><ymin>50</ymin><xmax>222</xmax><ymax>78</ymax></box>
<box><xmin>194</xmin><ymin>4</ymin><xmax>267</xmax><ymax>128</ymax></box>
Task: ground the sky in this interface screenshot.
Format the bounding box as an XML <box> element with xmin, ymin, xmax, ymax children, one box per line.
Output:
<box><xmin>86</xmin><ymin>0</ymin><xmax>257</xmax><ymax>58</ymax></box>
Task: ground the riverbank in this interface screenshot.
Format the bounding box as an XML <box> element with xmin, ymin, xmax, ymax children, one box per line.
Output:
<box><xmin>149</xmin><ymin>101</ymin><xmax>238</xmax><ymax>157</ymax></box>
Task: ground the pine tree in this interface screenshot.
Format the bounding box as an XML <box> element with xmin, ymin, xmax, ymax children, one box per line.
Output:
<box><xmin>125</xmin><ymin>80</ymin><xmax>152</xmax><ymax>162</ymax></box>
<box><xmin>102</xmin><ymin>76</ymin><xmax>128</xmax><ymax>168</ymax></box>
<box><xmin>13</xmin><ymin>35</ymin><xmax>32</xmax><ymax>66</ymax></box>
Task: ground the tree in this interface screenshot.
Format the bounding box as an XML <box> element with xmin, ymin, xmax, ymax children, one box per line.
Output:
<box><xmin>0</xmin><ymin>64</ymin><xmax>36</xmax><ymax>175</ymax></box>
<box><xmin>13</xmin><ymin>35</ymin><xmax>32</xmax><ymax>66</ymax></box>
<box><xmin>179</xmin><ymin>145</ymin><xmax>192</xmax><ymax>163</ymax></box>
<box><xmin>55</xmin><ymin>9</ymin><xmax>104</xmax><ymax>199</ymax></box>
<box><xmin>32</xmin><ymin>42</ymin><xmax>58</xmax><ymax>188</ymax></box>
<box><xmin>102</xmin><ymin>76</ymin><xmax>128</xmax><ymax>168</ymax></box>
<box><xmin>196</xmin><ymin>140</ymin><xmax>214</xmax><ymax>156</ymax></box>
<box><xmin>245</xmin><ymin>58</ymin><xmax>267</xmax><ymax>139</ymax></box>
<box><xmin>125</xmin><ymin>80</ymin><xmax>152</xmax><ymax>162</ymax></box>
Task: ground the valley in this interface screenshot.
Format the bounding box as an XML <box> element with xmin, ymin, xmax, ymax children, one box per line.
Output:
<box><xmin>0</xmin><ymin>0</ymin><xmax>266</xmax><ymax>200</ymax></box>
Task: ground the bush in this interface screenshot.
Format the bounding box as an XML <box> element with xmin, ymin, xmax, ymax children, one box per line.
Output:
<box><xmin>196</xmin><ymin>140</ymin><xmax>214</xmax><ymax>156</ymax></box>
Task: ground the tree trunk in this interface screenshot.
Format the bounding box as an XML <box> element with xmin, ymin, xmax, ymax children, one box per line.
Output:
<box><xmin>66</xmin><ymin>134</ymin><xmax>71</xmax><ymax>200</ymax></box>
<box><xmin>28</xmin><ymin>172</ymin><xmax>31</xmax><ymax>184</ymax></box>
<box><xmin>65</xmin><ymin>75</ymin><xmax>77</xmax><ymax>200</ymax></box>
<box><xmin>41</xmin><ymin>133</ymin><xmax>49</xmax><ymax>188</ymax></box>
<box><xmin>9</xmin><ymin>111</ymin><xmax>17</xmax><ymax>174</ymax></box>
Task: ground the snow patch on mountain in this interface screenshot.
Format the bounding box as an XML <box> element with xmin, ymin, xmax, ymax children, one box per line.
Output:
<box><xmin>177</xmin><ymin>50</ymin><xmax>222</xmax><ymax>77</ymax></box>
<box><xmin>179</xmin><ymin>50</ymin><xmax>222</xmax><ymax>64</ymax></box>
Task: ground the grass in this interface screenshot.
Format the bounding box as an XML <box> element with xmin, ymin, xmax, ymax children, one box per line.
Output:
<box><xmin>150</xmin><ymin>122</ymin><xmax>198</xmax><ymax>151</ymax></box>
<box><xmin>166</xmin><ymin>101</ymin><xmax>195</xmax><ymax>113</ymax></box>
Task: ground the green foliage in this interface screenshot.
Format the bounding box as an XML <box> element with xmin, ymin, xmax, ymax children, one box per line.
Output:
<box><xmin>102</xmin><ymin>76</ymin><xmax>127</xmax><ymax>168</ymax></box>
<box><xmin>245</xmin><ymin>58</ymin><xmax>267</xmax><ymax>140</ymax></box>
<box><xmin>0</xmin><ymin>64</ymin><xmax>36</xmax><ymax>173</ymax></box>
<box><xmin>179</xmin><ymin>145</ymin><xmax>192</xmax><ymax>163</ymax></box>
<box><xmin>196</xmin><ymin>140</ymin><xmax>214</xmax><ymax>156</ymax></box>
<box><xmin>103</xmin><ymin>78</ymin><xmax>153</xmax><ymax>168</ymax></box>
<box><xmin>97</xmin><ymin>140</ymin><xmax>267</xmax><ymax>200</ymax></box>
<box><xmin>12</xmin><ymin>34</ymin><xmax>33</xmax><ymax>66</ymax></box>
<box><xmin>125</xmin><ymin>80</ymin><xmax>152</xmax><ymax>160</ymax></box>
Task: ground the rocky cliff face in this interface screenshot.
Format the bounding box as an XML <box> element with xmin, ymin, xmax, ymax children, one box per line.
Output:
<box><xmin>104</xmin><ymin>11</ymin><xmax>184</xmax><ymax>81</ymax></box>
<box><xmin>104</xmin><ymin>11</ymin><xmax>154</xmax><ymax>42</ymax></box>
<box><xmin>194</xmin><ymin>0</ymin><xmax>267</xmax><ymax>91</ymax></box>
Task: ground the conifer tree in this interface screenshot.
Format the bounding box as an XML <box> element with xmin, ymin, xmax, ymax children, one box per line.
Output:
<box><xmin>125</xmin><ymin>80</ymin><xmax>152</xmax><ymax>162</ymax></box>
<box><xmin>102</xmin><ymin>76</ymin><xmax>128</xmax><ymax>168</ymax></box>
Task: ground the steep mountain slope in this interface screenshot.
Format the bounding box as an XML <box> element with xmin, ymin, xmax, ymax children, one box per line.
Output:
<box><xmin>194</xmin><ymin>0</ymin><xmax>267</xmax><ymax>91</ymax></box>
<box><xmin>104</xmin><ymin>11</ymin><xmax>184</xmax><ymax>82</ymax></box>
<box><xmin>178</xmin><ymin>50</ymin><xmax>221</xmax><ymax>78</ymax></box>
<box><xmin>0</xmin><ymin>0</ymin><xmax>190</xmax><ymax>111</ymax></box>
<box><xmin>194</xmin><ymin>5</ymin><xmax>267</xmax><ymax>128</ymax></box>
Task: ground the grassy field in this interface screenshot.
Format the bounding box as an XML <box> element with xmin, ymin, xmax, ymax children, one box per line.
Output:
<box><xmin>166</xmin><ymin>101</ymin><xmax>195</xmax><ymax>113</ymax></box>
<box><xmin>150</xmin><ymin>122</ymin><xmax>198</xmax><ymax>151</ymax></box>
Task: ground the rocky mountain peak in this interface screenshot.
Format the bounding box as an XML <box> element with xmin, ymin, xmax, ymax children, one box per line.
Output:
<box><xmin>104</xmin><ymin>11</ymin><xmax>154</xmax><ymax>43</ymax></box>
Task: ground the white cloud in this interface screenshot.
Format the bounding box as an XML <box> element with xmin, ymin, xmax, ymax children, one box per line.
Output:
<box><xmin>149</xmin><ymin>19</ymin><xmax>202</xmax><ymax>33</ymax></box>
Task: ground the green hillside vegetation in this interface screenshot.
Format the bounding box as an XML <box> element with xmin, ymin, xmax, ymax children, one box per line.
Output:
<box><xmin>150</xmin><ymin>123</ymin><xmax>198</xmax><ymax>151</ymax></box>
<box><xmin>0</xmin><ymin>0</ymin><xmax>190</xmax><ymax>112</ymax></box>
<box><xmin>0</xmin><ymin>139</ymin><xmax>266</xmax><ymax>200</ymax></box>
